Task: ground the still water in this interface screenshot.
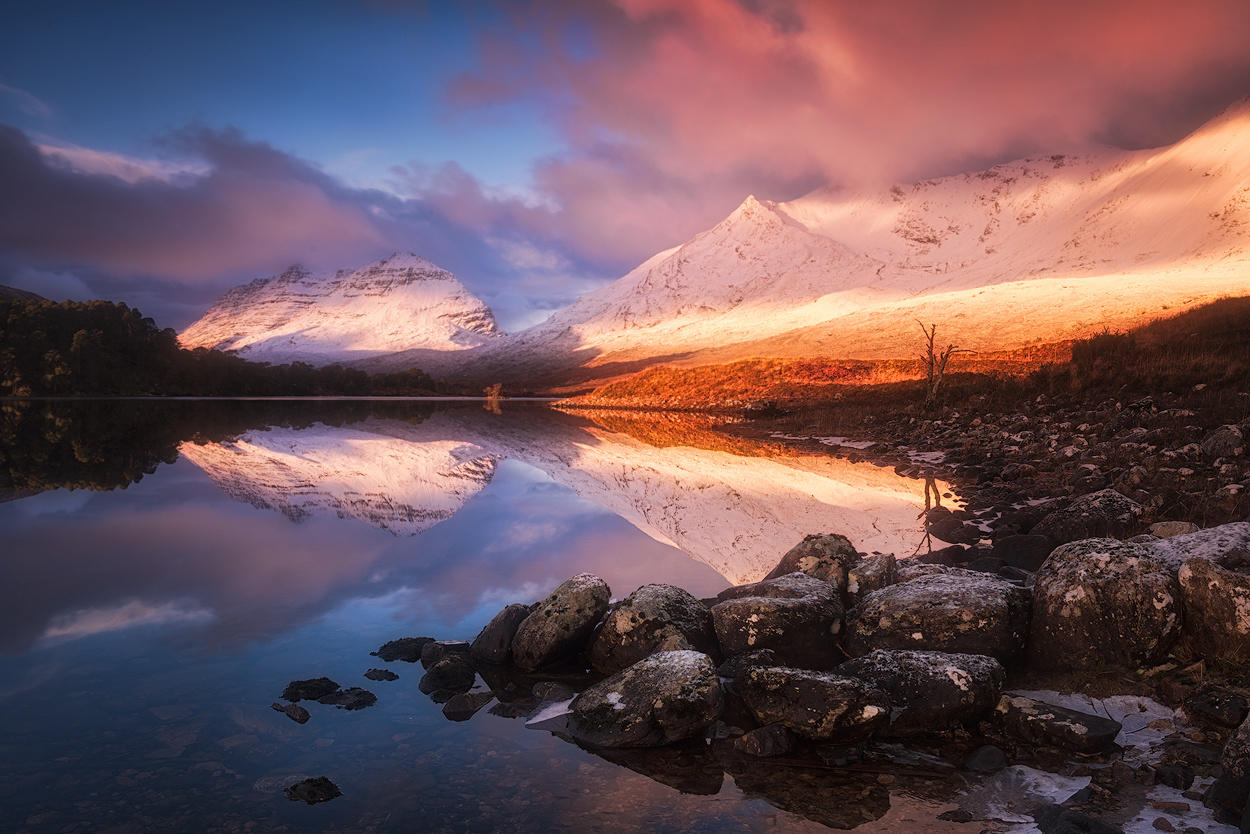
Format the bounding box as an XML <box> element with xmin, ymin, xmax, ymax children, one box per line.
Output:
<box><xmin>0</xmin><ymin>400</ymin><xmax>965</xmax><ymax>832</ymax></box>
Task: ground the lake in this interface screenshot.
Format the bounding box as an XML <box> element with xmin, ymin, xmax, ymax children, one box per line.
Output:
<box><xmin>0</xmin><ymin>399</ymin><xmax>972</xmax><ymax>832</ymax></box>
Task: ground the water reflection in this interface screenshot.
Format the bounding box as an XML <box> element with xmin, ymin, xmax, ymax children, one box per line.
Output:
<box><xmin>0</xmin><ymin>400</ymin><xmax>965</xmax><ymax>832</ymax></box>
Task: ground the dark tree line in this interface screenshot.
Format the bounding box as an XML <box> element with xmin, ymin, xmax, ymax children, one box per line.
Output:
<box><xmin>0</xmin><ymin>299</ymin><xmax>456</xmax><ymax>396</ymax></box>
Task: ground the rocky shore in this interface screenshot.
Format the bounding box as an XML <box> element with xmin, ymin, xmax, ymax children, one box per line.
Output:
<box><xmin>279</xmin><ymin>523</ymin><xmax>1250</xmax><ymax>831</ymax></box>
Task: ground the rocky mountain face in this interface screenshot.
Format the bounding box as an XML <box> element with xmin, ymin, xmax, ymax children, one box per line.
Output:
<box><xmin>179</xmin><ymin>253</ymin><xmax>501</xmax><ymax>365</ymax></box>
<box><xmin>366</xmin><ymin>98</ymin><xmax>1250</xmax><ymax>382</ymax></box>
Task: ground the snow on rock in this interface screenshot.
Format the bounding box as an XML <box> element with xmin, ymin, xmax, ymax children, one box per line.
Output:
<box><xmin>179</xmin><ymin>253</ymin><xmax>501</xmax><ymax>365</ymax></box>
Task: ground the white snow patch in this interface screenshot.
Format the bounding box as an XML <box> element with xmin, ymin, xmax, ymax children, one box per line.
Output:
<box><xmin>1123</xmin><ymin>780</ymin><xmax>1236</xmax><ymax>833</ymax></box>
<box><xmin>525</xmin><ymin>698</ymin><xmax>575</xmax><ymax>730</ymax></box>
<box><xmin>1009</xmin><ymin>690</ymin><xmax>1183</xmax><ymax>761</ymax></box>
<box><xmin>957</xmin><ymin>765</ymin><xmax>1090</xmax><ymax>824</ymax></box>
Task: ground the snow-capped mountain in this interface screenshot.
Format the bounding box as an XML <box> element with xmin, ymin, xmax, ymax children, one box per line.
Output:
<box><xmin>179</xmin><ymin>253</ymin><xmax>501</xmax><ymax>365</ymax></box>
<box><xmin>368</xmin><ymin>98</ymin><xmax>1250</xmax><ymax>380</ymax></box>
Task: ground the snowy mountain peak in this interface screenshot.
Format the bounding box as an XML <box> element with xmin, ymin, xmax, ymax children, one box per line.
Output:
<box><xmin>180</xmin><ymin>254</ymin><xmax>502</xmax><ymax>365</ymax></box>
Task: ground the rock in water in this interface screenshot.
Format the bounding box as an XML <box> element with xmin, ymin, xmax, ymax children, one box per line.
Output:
<box><xmin>1028</xmin><ymin>538</ymin><xmax>1181</xmax><ymax>672</ymax></box>
<box><xmin>271</xmin><ymin>702</ymin><xmax>311</xmax><ymax>724</ymax></box>
<box><xmin>281</xmin><ymin>677</ymin><xmax>340</xmax><ymax>702</ymax></box>
<box><xmin>588</xmin><ymin>584</ymin><xmax>717</xmax><ymax>674</ymax></box>
<box><xmin>995</xmin><ymin>695</ymin><xmax>1121</xmax><ymax>753</ymax></box>
<box><xmin>764</xmin><ymin>533</ymin><xmax>860</xmax><ymax>594</ymax></box>
<box><xmin>735</xmin><ymin>666</ymin><xmax>888</xmax><ymax>742</ymax></box>
<box><xmin>420</xmin><ymin>640</ymin><xmax>470</xmax><ymax>670</ymax></box>
<box><xmin>419</xmin><ymin>656</ymin><xmax>476</xmax><ymax>695</ymax></box>
<box><xmin>566</xmin><ymin>651</ymin><xmax>724</xmax><ymax>748</ymax></box>
<box><xmin>371</xmin><ymin>636</ymin><xmax>434</xmax><ymax>662</ymax></box>
<box><xmin>364</xmin><ymin>668</ymin><xmax>398</xmax><ymax>682</ymax></box>
<box><xmin>1030</xmin><ymin>489</ymin><xmax>1143</xmax><ymax>545</ymax></box>
<box><xmin>512</xmin><ymin>574</ymin><xmax>611</xmax><ymax>671</ymax></box>
<box><xmin>470</xmin><ymin>604</ymin><xmax>531</xmax><ymax>665</ymax></box>
<box><xmin>284</xmin><ymin>776</ymin><xmax>341</xmax><ymax>804</ymax></box>
<box><xmin>844</xmin><ymin>571</ymin><xmax>1031</xmax><ymax>664</ymax></box>
<box><xmin>316</xmin><ymin>687</ymin><xmax>377</xmax><ymax>711</ymax></box>
<box><xmin>711</xmin><ymin>573</ymin><xmax>843</xmax><ymax>669</ymax></box>
<box><xmin>732</xmin><ymin>724</ymin><xmax>794</xmax><ymax>757</ymax></box>
<box><xmin>836</xmin><ymin>649</ymin><xmax>1004</xmax><ymax>736</ymax></box>
<box><xmin>442</xmin><ymin>692</ymin><xmax>495</xmax><ymax>722</ymax></box>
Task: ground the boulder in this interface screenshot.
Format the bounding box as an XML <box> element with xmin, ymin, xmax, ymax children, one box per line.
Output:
<box><xmin>420</xmin><ymin>640</ymin><xmax>470</xmax><ymax>670</ymax></box>
<box><xmin>1185</xmin><ymin>687</ymin><xmax>1250</xmax><ymax>729</ymax></box>
<box><xmin>995</xmin><ymin>695</ymin><xmax>1122</xmax><ymax>754</ymax></box>
<box><xmin>836</xmin><ymin>649</ymin><xmax>1005</xmax><ymax>736</ymax></box>
<box><xmin>711</xmin><ymin>573</ymin><xmax>843</xmax><ymax>669</ymax></box>
<box><xmin>844</xmin><ymin>572</ymin><xmax>1031</xmax><ymax>664</ymax></box>
<box><xmin>565</xmin><ymin>651</ymin><xmax>724</xmax><ymax>748</ymax></box>
<box><xmin>512</xmin><ymin>573</ymin><xmax>611</xmax><ymax>671</ymax></box>
<box><xmin>846</xmin><ymin>553</ymin><xmax>898</xmax><ymax>601</ymax></box>
<box><xmin>764</xmin><ymin>533</ymin><xmax>859</xmax><ymax>593</ymax></box>
<box><xmin>716</xmin><ymin>649</ymin><xmax>778</xmax><ymax>682</ymax></box>
<box><xmin>1031</xmin><ymin>489</ymin><xmax>1143</xmax><ymax>545</ymax></box>
<box><xmin>1202</xmin><ymin>425</ymin><xmax>1245</xmax><ymax>458</ymax></box>
<box><xmin>735</xmin><ymin>666</ymin><xmax>888</xmax><ymax>742</ymax></box>
<box><xmin>470</xmin><ymin>603</ymin><xmax>531</xmax><ymax>665</ymax></box>
<box><xmin>371</xmin><ymin>636</ymin><xmax>434</xmax><ymax>662</ymax></box>
<box><xmin>418</xmin><ymin>655</ymin><xmax>476</xmax><ymax>695</ymax></box>
<box><xmin>1206</xmin><ymin>714</ymin><xmax>1250</xmax><ymax>822</ymax></box>
<box><xmin>1178</xmin><ymin>555</ymin><xmax>1250</xmax><ymax>661</ymax></box>
<box><xmin>587</xmin><ymin>584</ymin><xmax>717</xmax><ymax>674</ymax></box>
<box><xmin>1029</xmin><ymin>538</ymin><xmax>1181</xmax><ymax>672</ymax></box>
<box><xmin>1146</xmin><ymin>522</ymin><xmax>1250</xmax><ymax>570</ymax></box>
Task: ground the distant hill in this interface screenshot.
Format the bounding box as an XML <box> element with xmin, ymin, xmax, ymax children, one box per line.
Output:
<box><xmin>0</xmin><ymin>285</ymin><xmax>45</xmax><ymax>302</ymax></box>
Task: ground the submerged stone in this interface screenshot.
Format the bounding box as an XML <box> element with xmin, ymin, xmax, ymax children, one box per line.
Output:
<box><xmin>281</xmin><ymin>677</ymin><xmax>340</xmax><ymax>702</ymax></box>
<box><xmin>316</xmin><ymin>687</ymin><xmax>377</xmax><ymax>711</ymax></box>
<box><xmin>270</xmin><ymin>702</ymin><xmax>311</xmax><ymax>724</ymax></box>
<box><xmin>284</xmin><ymin>776</ymin><xmax>341</xmax><ymax>805</ymax></box>
<box><xmin>364</xmin><ymin>668</ymin><xmax>398</xmax><ymax>682</ymax></box>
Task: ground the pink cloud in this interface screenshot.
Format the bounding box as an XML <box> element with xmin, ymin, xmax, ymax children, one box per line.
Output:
<box><xmin>447</xmin><ymin>0</ymin><xmax>1250</xmax><ymax>261</ymax></box>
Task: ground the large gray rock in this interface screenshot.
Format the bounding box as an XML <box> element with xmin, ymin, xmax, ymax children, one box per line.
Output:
<box><xmin>1202</xmin><ymin>424</ymin><xmax>1246</xmax><ymax>458</ymax></box>
<box><xmin>764</xmin><ymin>533</ymin><xmax>859</xmax><ymax>593</ymax></box>
<box><xmin>844</xmin><ymin>572</ymin><xmax>1031</xmax><ymax>664</ymax></box>
<box><xmin>566</xmin><ymin>651</ymin><xmax>723</xmax><ymax>748</ymax></box>
<box><xmin>836</xmin><ymin>649</ymin><xmax>1005</xmax><ymax>736</ymax></box>
<box><xmin>470</xmin><ymin>603</ymin><xmax>531</xmax><ymax>665</ymax></box>
<box><xmin>1031</xmin><ymin>488</ymin><xmax>1143</xmax><ymax>545</ymax></box>
<box><xmin>1029</xmin><ymin>538</ymin><xmax>1181</xmax><ymax>672</ymax></box>
<box><xmin>711</xmin><ymin>573</ymin><xmax>843</xmax><ymax>669</ymax></box>
<box><xmin>846</xmin><ymin>553</ymin><xmax>898</xmax><ymax>602</ymax></box>
<box><xmin>1146</xmin><ymin>521</ymin><xmax>1250</xmax><ymax>569</ymax></box>
<box><xmin>1178</xmin><ymin>555</ymin><xmax>1250</xmax><ymax>662</ymax></box>
<box><xmin>736</xmin><ymin>666</ymin><xmax>888</xmax><ymax>742</ymax></box>
<box><xmin>587</xmin><ymin>584</ymin><xmax>717</xmax><ymax>674</ymax></box>
<box><xmin>995</xmin><ymin>695</ymin><xmax>1122</xmax><ymax>754</ymax></box>
<box><xmin>512</xmin><ymin>573</ymin><xmax>611</xmax><ymax>671</ymax></box>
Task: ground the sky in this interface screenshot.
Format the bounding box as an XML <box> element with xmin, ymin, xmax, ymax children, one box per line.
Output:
<box><xmin>4</xmin><ymin>0</ymin><xmax>1250</xmax><ymax>331</ymax></box>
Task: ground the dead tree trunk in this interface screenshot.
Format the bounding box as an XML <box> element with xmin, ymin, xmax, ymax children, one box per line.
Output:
<box><xmin>917</xmin><ymin>321</ymin><xmax>968</xmax><ymax>411</ymax></box>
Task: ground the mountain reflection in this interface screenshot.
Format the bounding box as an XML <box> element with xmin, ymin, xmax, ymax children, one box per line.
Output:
<box><xmin>0</xmin><ymin>400</ymin><xmax>953</xmax><ymax>655</ymax></box>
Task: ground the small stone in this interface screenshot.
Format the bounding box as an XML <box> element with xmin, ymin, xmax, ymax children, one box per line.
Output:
<box><xmin>371</xmin><ymin>636</ymin><xmax>434</xmax><ymax>662</ymax></box>
<box><xmin>281</xmin><ymin>677</ymin><xmax>340</xmax><ymax>702</ymax></box>
<box><xmin>364</xmin><ymin>669</ymin><xmax>398</xmax><ymax>682</ymax></box>
<box><xmin>964</xmin><ymin>744</ymin><xmax>1007</xmax><ymax>773</ymax></box>
<box><xmin>316</xmin><ymin>687</ymin><xmax>377</xmax><ymax>711</ymax></box>
<box><xmin>270</xmin><ymin>702</ymin><xmax>310</xmax><ymax>724</ymax></box>
<box><xmin>419</xmin><ymin>656</ymin><xmax>476</xmax><ymax>696</ymax></box>
<box><xmin>284</xmin><ymin>777</ymin><xmax>341</xmax><ymax>804</ymax></box>
<box><xmin>420</xmin><ymin>640</ymin><xmax>471</xmax><ymax>670</ymax></box>
<box><xmin>732</xmin><ymin>724</ymin><xmax>794</xmax><ymax>758</ymax></box>
<box><xmin>1151</xmin><ymin>818</ymin><xmax>1175</xmax><ymax>832</ymax></box>
<box><xmin>1184</xmin><ymin>687</ymin><xmax>1249</xmax><ymax>728</ymax></box>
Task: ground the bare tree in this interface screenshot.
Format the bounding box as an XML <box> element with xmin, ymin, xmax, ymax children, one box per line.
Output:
<box><xmin>917</xmin><ymin>321</ymin><xmax>970</xmax><ymax>411</ymax></box>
